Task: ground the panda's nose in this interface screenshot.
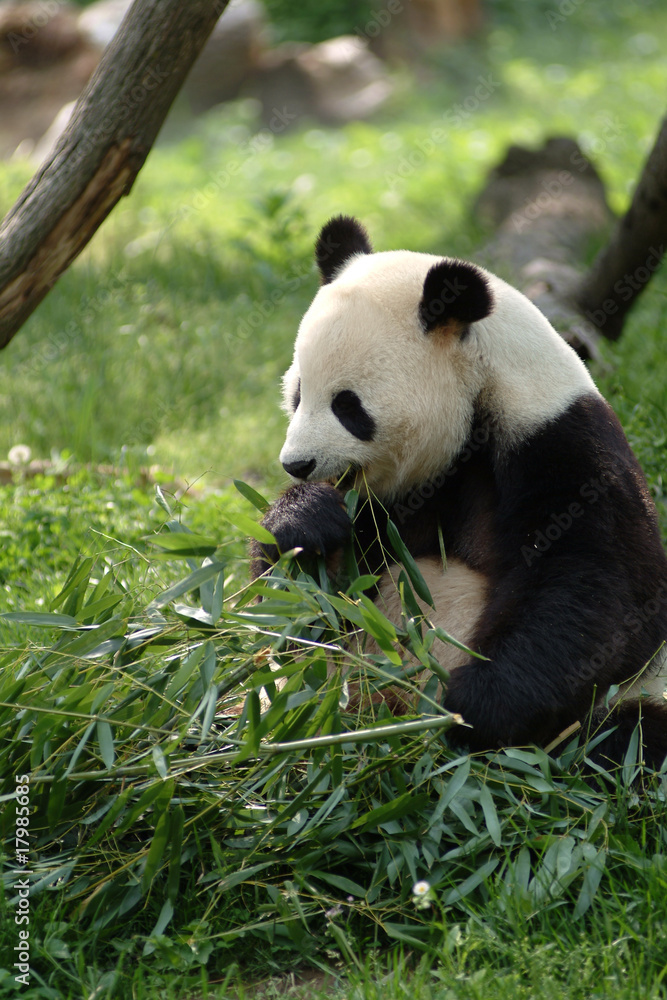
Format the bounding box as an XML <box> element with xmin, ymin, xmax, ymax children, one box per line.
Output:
<box><xmin>283</xmin><ymin>458</ymin><xmax>316</xmax><ymax>480</ymax></box>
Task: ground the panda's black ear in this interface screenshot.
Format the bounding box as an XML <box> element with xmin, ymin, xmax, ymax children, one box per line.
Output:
<box><xmin>315</xmin><ymin>216</ymin><xmax>373</xmax><ymax>285</ymax></box>
<box><xmin>419</xmin><ymin>260</ymin><xmax>493</xmax><ymax>333</ymax></box>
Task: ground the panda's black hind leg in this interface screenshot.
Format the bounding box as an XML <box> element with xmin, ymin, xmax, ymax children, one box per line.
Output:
<box><xmin>250</xmin><ymin>482</ymin><xmax>351</xmax><ymax>578</ymax></box>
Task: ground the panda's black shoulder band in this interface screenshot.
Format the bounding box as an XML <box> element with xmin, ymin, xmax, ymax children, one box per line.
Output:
<box><xmin>419</xmin><ymin>259</ymin><xmax>493</xmax><ymax>332</ymax></box>
<box><xmin>315</xmin><ymin>216</ymin><xmax>373</xmax><ymax>284</ymax></box>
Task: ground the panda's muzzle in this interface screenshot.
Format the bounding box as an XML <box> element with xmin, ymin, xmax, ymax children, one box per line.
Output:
<box><xmin>283</xmin><ymin>458</ymin><xmax>316</xmax><ymax>480</ymax></box>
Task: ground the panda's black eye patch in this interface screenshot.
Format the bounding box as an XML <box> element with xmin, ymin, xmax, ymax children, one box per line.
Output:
<box><xmin>293</xmin><ymin>379</ymin><xmax>301</xmax><ymax>412</ymax></box>
<box><xmin>331</xmin><ymin>390</ymin><xmax>375</xmax><ymax>441</ymax></box>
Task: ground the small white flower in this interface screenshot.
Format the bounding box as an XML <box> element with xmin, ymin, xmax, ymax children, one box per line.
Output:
<box><xmin>412</xmin><ymin>879</ymin><xmax>434</xmax><ymax>910</ymax></box>
<box><xmin>8</xmin><ymin>444</ymin><xmax>31</xmax><ymax>466</ymax></box>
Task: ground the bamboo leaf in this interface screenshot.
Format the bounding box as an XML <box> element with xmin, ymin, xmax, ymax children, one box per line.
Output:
<box><xmin>147</xmin><ymin>532</ymin><xmax>219</xmax><ymax>556</ymax></box>
<box><xmin>346</xmin><ymin>574</ymin><xmax>380</xmax><ymax>595</ymax></box>
<box><xmin>147</xmin><ymin>562</ymin><xmax>226</xmax><ymax>611</ymax></box>
<box><xmin>386</xmin><ymin>519</ymin><xmax>434</xmax><ymax>606</ymax></box>
<box><xmin>573</xmin><ymin>847</ymin><xmax>606</xmax><ymax>918</ymax></box>
<box><xmin>141</xmin><ymin>809</ymin><xmax>171</xmax><ymax>894</ymax></box>
<box><xmin>167</xmin><ymin>806</ymin><xmax>185</xmax><ymax>904</ymax></box>
<box><xmin>432</xmin><ymin>625</ymin><xmax>487</xmax><ymax>660</ymax></box>
<box><xmin>211</xmin><ymin>567</ymin><xmax>225</xmax><ymax>624</ymax></box>
<box><xmin>222</xmin><ymin>510</ymin><xmax>275</xmax><ymax>545</ymax></box>
<box><xmin>233</xmin><ymin>479</ymin><xmax>270</xmax><ymax>513</ymax></box>
<box><xmin>199</xmin><ymin>685</ymin><xmax>219</xmax><ymax>744</ymax></box>
<box><xmin>65</xmin><ymin>722</ymin><xmax>96</xmax><ymax>776</ymax></box>
<box><xmin>437</xmin><ymin>759</ymin><xmax>472</xmax><ymax>815</ymax></box>
<box><xmin>478</xmin><ymin>782</ymin><xmax>502</xmax><ymax>847</ymax></box>
<box><xmin>86</xmin><ymin>789</ymin><xmax>133</xmax><ymax>848</ymax></box>
<box><xmin>152</xmin><ymin>745</ymin><xmax>169</xmax><ymax>779</ymax></box>
<box><xmin>311</xmin><ymin>870</ymin><xmax>367</xmax><ymax>897</ymax></box>
<box><xmin>51</xmin><ymin>556</ymin><xmax>94</xmax><ymax>612</ymax></box>
<box><xmin>443</xmin><ymin>858</ymin><xmax>499</xmax><ymax>905</ymax></box>
<box><xmin>164</xmin><ymin>644</ymin><xmax>206</xmax><ymax>699</ymax></box>
<box><xmin>383</xmin><ymin>922</ymin><xmax>433</xmax><ymax>948</ymax></box>
<box><xmin>47</xmin><ymin>778</ymin><xmax>67</xmax><ymax>829</ymax></box>
<box><xmin>216</xmin><ymin>862</ymin><xmax>276</xmax><ymax>893</ymax></box>
<box><xmin>1</xmin><ymin>612</ymin><xmax>79</xmax><ymax>629</ymax></box>
<box><xmin>344</xmin><ymin>489</ymin><xmax>359</xmax><ymax>519</ymax></box>
<box><xmin>146</xmin><ymin>900</ymin><xmax>174</xmax><ymax>946</ymax></box>
<box><xmin>96</xmin><ymin>721</ymin><xmax>115</xmax><ymax>770</ymax></box>
<box><xmin>352</xmin><ymin>791</ymin><xmax>430</xmax><ymax>832</ymax></box>
<box><xmin>56</xmin><ymin>617</ymin><xmax>126</xmax><ymax>658</ymax></box>
<box><xmin>79</xmin><ymin>594</ymin><xmax>123</xmax><ymax>623</ymax></box>
<box><xmin>246</xmin><ymin>690</ymin><xmax>261</xmax><ymax>756</ymax></box>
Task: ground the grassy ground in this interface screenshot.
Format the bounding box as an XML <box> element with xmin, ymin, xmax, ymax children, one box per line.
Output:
<box><xmin>1</xmin><ymin>4</ymin><xmax>667</xmax><ymax>999</ymax></box>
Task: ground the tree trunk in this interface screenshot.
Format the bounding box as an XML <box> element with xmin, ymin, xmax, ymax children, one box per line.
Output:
<box><xmin>473</xmin><ymin>136</ymin><xmax>613</xmax><ymax>359</ymax></box>
<box><xmin>574</xmin><ymin>116</ymin><xmax>667</xmax><ymax>341</ymax></box>
<box><xmin>0</xmin><ymin>0</ymin><xmax>229</xmax><ymax>350</ymax></box>
<box><xmin>475</xmin><ymin>121</ymin><xmax>667</xmax><ymax>354</ymax></box>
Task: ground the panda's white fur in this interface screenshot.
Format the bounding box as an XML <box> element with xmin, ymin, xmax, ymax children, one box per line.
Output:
<box><xmin>256</xmin><ymin>216</ymin><xmax>667</xmax><ymax>765</ymax></box>
<box><xmin>370</xmin><ymin>556</ymin><xmax>488</xmax><ymax>677</ymax></box>
<box><xmin>281</xmin><ymin>249</ymin><xmax>595</xmax><ymax>499</ymax></box>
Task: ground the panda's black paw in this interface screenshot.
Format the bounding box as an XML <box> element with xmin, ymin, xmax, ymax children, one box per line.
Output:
<box><xmin>251</xmin><ymin>482</ymin><xmax>352</xmax><ymax>577</ymax></box>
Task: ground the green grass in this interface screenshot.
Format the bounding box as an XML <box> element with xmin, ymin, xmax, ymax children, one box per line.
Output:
<box><xmin>0</xmin><ymin>485</ymin><xmax>666</xmax><ymax>1000</ymax></box>
<box><xmin>1</xmin><ymin>3</ymin><xmax>667</xmax><ymax>998</ymax></box>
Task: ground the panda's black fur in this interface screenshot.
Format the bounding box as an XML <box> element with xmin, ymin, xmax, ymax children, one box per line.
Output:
<box><xmin>254</xmin><ymin>216</ymin><xmax>667</xmax><ymax>770</ymax></box>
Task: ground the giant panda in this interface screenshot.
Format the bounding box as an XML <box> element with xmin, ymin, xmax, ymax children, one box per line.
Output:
<box><xmin>254</xmin><ymin>215</ymin><xmax>667</xmax><ymax>768</ymax></box>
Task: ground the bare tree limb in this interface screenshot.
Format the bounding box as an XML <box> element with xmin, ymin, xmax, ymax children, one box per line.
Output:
<box><xmin>574</xmin><ymin>116</ymin><xmax>667</xmax><ymax>341</ymax></box>
<box><xmin>0</xmin><ymin>0</ymin><xmax>230</xmax><ymax>349</ymax></box>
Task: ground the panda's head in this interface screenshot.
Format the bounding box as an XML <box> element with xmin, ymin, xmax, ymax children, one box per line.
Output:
<box><xmin>279</xmin><ymin>216</ymin><xmax>594</xmax><ymax>499</ymax></box>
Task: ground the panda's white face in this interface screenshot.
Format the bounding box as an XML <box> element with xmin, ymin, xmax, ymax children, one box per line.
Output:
<box><xmin>279</xmin><ymin>224</ymin><xmax>596</xmax><ymax>501</ymax></box>
<box><xmin>280</xmin><ymin>251</ymin><xmax>483</xmax><ymax>498</ymax></box>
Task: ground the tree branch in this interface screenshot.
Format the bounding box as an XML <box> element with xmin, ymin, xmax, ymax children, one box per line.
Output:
<box><xmin>574</xmin><ymin>116</ymin><xmax>667</xmax><ymax>340</ymax></box>
<box><xmin>0</xmin><ymin>0</ymin><xmax>229</xmax><ymax>349</ymax></box>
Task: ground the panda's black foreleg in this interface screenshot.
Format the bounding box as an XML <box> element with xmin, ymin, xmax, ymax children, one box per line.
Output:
<box><xmin>442</xmin><ymin>649</ymin><xmax>667</xmax><ymax>772</ymax></box>
<box><xmin>250</xmin><ymin>482</ymin><xmax>352</xmax><ymax>578</ymax></box>
<box><xmin>437</xmin><ymin>581</ymin><xmax>608</xmax><ymax>752</ymax></box>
